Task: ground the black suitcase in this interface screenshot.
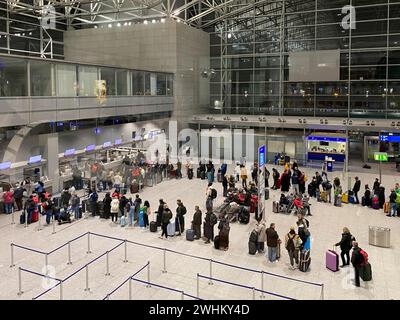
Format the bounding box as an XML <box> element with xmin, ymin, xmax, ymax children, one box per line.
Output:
<box><xmin>20</xmin><ymin>213</ymin><xmax>25</xmax><ymax>224</ymax></box>
<box><xmin>299</xmin><ymin>250</ymin><xmax>311</xmax><ymax>272</ymax></box>
<box><xmin>200</xmin><ymin>171</ymin><xmax>206</xmax><ymax>180</ymax></box>
<box><xmin>81</xmin><ymin>200</ymin><xmax>87</xmax><ymax>213</ymax></box>
<box><xmin>248</xmin><ymin>241</ymin><xmax>257</xmax><ymax>255</ymax></box>
<box><xmin>78</xmin><ymin>207</ymin><xmax>82</xmax><ymax>219</ymax></box>
<box><xmin>214</xmin><ymin>235</ymin><xmax>220</xmax><ymax>249</ymax></box>
<box><xmin>361</xmin><ymin>196</ymin><xmax>366</xmax><ymax>206</ymax></box>
<box><xmin>188</xmin><ymin>170</ymin><xmax>193</xmax><ymax>180</ymax></box>
<box><xmin>150</xmin><ymin>221</ymin><xmax>157</xmax><ymax>232</ymax></box>
<box><xmin>97</xmin><ymin>201</ymin><xmax>104</xmax><ymax>218</ymax></box>
<box><xmin>130</xmin><ymin>182</ymin><xmax>139</xmax><ymax>194</ymax></box>
<box><xmin>197</xmin><ymin>168</ymin><xmax>201</xmax><ymax>179</ymax></box>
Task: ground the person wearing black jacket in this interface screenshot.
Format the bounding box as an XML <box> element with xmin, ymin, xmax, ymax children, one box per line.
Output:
<box><xmin>353</xmin><ymin>177</ymin><xmax>361</xmax><ymax>204</ymax></box>
<box><xmin>388</xmin><ymin>189</ymin><xmax>397</xmax><ymax>217</ymax></box>
<box><xmin>133</xmin><ymin>194</ymin><xmax>142</xmax><ymax>222</ymax></box>
<box><xmin>103</xmin><ymin>192</ymin><xmax>112</xmax><ymax>219</ymax></box>
<box><xmin>175</xmin><ymin>199</ymin><xmax>187</xmax><ymax>235</ymax></box>
<box><xmin>160</xmin><ymin>205</ymin><xmax>173</xmax><ymax>239</ymax></box>
<box><xmin>351</xmin><ymin>242</ymin><xmax>364</xmax><ymax>287</ymax></box>
<box><xmin>13</xmin><ymin>184</ymin><xmax>24</xmax><ymax>211</ymax></box>
<box><xmin>334</xmin><ymin>227</ymin><xmax>354</xmax><ymax>267</ymax></box>
<box><xmin>222</xmin><ymin>175</ymin><xmax>228</xmax><ymax>197</ymax></box>
<box><xmin>363</xmin><ymin>185</ymin><xmax>372</xmax><ymax>207</ymax></box>
<box><xmin>192</xmin><ymin>206</ymin><xmax>202</xmax><ymax>239</ymax></box>
<box><xmin>156</xmin><ymin>199</ymin><xmax>164</xmax><ymax>226</ymax></box>
<box><xmin>373</xmin><ymin>178</ymin><xmax>380</xmax><ymax>195</ymax></box>
<box><xmin>315</xmin><ymin>172</ymin><xmax>323</xmax><ymax>189</ymax></box>
<box><xmin>272</xmin><ymin>168</ymin><xmax>280</xmax><ymax>190</ymax></box>
<box><xmin>378</xmin><ymin>186</ymin><xmax>385</xmax><ymax>209</ymax></box>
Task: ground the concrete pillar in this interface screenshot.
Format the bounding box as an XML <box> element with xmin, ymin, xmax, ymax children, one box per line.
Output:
<box><xmin>39</xmin><ymin>133</ymin><xmax>60</xmax><ymax>193</ymax></box>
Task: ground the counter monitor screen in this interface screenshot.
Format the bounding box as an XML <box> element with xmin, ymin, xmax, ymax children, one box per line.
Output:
<box><xmin>64</xmin><ymin>148</ymin><xmax>76</xmax><ymax>157</ymax></box>
<box><xmin>85</xmin><ymin>144</ymin><xmax>95</xmax><ymax>152</ymax></box>
<box><xmin>103</xmin><ymin>141</ymin><xmax>112</xmax><ymax>148</ymax></box>
<box><xmin>115</xmin><ymin>139</ymin><xmax>122</xmax><ymax>145</ymax></box>
<box><xmin>28</xmin><ymin>155</ymin><xmax>42</xmax><ymax>164</ymax></box>
<box><xmin>0</xmin><ymin>161</ymin><xmax>11</xmax><ymax>170</ymax></box>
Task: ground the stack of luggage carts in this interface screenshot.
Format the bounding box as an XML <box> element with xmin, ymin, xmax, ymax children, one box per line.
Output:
<box><xmin>216</xmin><ymin>188</ymin><xmax>256</xmax><ymax>224</ymax></box>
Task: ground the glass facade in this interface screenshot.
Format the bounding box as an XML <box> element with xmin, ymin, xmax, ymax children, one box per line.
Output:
<box><xmin>0</xmin><ymin>55</ymin><xmax>173</xmax><ymax>98</ymax></box>
<box><xmin>209</xmin><ymin>0</ymin><xmax>400</xmax><ymax>118</ymax></box>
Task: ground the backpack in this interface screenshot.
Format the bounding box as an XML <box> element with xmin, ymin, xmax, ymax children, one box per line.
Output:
<box><xmin>249</xmin><ymin>230</ymin><xmax>258</xmax><ymax>243</ymax></box>
<box><xmin>286</xmin><ymin>234</ymin><xmax>295</xmax><ymax>251</ymax></box>
<box><xmin>209</xmin><ymin>213</ymin><xmax>218</xmax><ymax>226</ymax></box>
<box><xmin>211</xmin><ymin>188</ymin><xmax>217</xmax><ymax>199</ymax></box>
<box><xmin>111</xmin><ymin>201</ymin><xmax>119</xmax><ymax>212</ymax></box>
<box><xmin>359</xmin><ymin>249</ymin><xmax>369</xmax><ymax>266</ymax></box>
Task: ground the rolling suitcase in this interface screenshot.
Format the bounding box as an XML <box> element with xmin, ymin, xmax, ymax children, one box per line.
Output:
<box><xmin>248</xmin><ymin>241</ymin><xmax>257</xmax><ymax>255</ymax></box>
<box><xmin>130</xmin><ymin>181</ymin><xmax>139</xmax><ymax>194</ymax></box>
<box><xmin>186</xmin><ymin>229</ymin><xmax>195</xmax><ymax>241</ymax></box>
<box><xmin>217</xmin><ymin>172</ymin><xmax>222</xmax><ymax>183</ymax></box>
<box><xmin>200</xmin><ymin>171</ymin><xmax>206</xmax><ymax>180</ymax></box>
<box><xmin>31</xmin><ymin>209</ymin><xmax>39</xmax><ymax>223</ymax></box>
<box><xmin>150</xmin><ymin>221</ymin><xmax>157</xmax><ymax>232</ymax></box>
<box><xmin>167</xmin><ymin>221</ymin><xmax>175</xmax><ymax>236</ymax></box>
<box><xmin>97</xmin><ymin>201</ymin><xmax>104</xmax><ymax>217</ymax></box>
<box><xmin>383</xmin><ymin>202</ymin><xmax>389</xmax><ymax>214</ymax></box>
<box><xmin>299</xmin><ymin>250</ymin><xmax>311</xmax><ymax>272</ymax></box>
<box><xmin>276</xmin><ymin>243</ymin><xmax>281</xmax><ymax>259</ymax></box>
<box><xmin>214</xmin><ymin>235</ymin><xmax>220</xmax><ymax>250</ymax></box>
<box><xmin>273</xmin><ymin>201</ymin><xmax>280</xmax><ymax>213</ymax></box>
<box><xmin>81</xmin><ymin>200</ymin><xmax>87</xmax><ymax>213</ymax></box>
<box><xmin>334</xmin><ymin>194</ymin><xmax>342</xmax><ymax>207</ymax></box>
<box><xmin>196</xmin><ymin>168</ymin><xmax>201</xmax><ymax>179</ymax></box>
<box><xmin>361</xmin><ymin>196</ymin><xmax>366</xmax><ymax>207</ymax></box>
<box><xmin>20</xmin><ymin>212</ymin><xmax>26</xmax><ymax>224</ymax></box>
<box><xmin>139</xmin><ymin>209</ymin><xmax>145</xmax><ymax>227</ymax></box>
<box><xmin>188</xmin><ymin>170</ymin><xmax>193</xmax><ymax>180</ymax></box>
<box><xmin>360</xmin><ymin>262</ymin><xmax>372</xmax><ymax>281</ymax></box>
<box><xmin>326</xmin><ymin>248</ymin><xmax>339</xmax><ymax>272</ymax></box>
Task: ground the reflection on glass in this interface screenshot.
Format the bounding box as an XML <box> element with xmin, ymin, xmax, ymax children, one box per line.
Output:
<box><xmin>0</xmin><ymin>57</ymin><xmax>27</xmax><ymax>96</ymax></box>
<box><xmin>30</xmin><ymin>60</ymin><xmax>55</xmax><ymax>96</ymax></box>
<box><xmin>78</xmin><ymin>65</ymin><xmax>97</xmax><ymax>97</ymax></box>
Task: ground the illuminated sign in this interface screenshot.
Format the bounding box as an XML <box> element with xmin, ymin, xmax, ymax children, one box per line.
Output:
<box><xmin>103</xmin><ymin>141</ymin><xmax>112</xmax><ymax>148</ymax></box>
<box><xmin>64</xmin><ymin>148</ymin><xmax>76</xmax><ymax>157</ymax></box>
<box><xmin>0</xmin><ymin>162</ymin><xmax>11</xmax><ymax>170</ymax></box>
<box><xmin>374</xmin><ymin>152</ymin><xmax>388</xmax><ymax>162</ymax></box>
<box><xmin>115</xmin><ymin>139</ymin><xmax>122</xmax><ymax>145</ymax></box>
<box><xmin>28</xmin><ymin>155</ymin><xmax>42</xmax><ymax>164</ymax></box>
<box><xmin>85</xmin><ymin>144</ymin><xmax>96</xmax><ymax>152</ymax></box>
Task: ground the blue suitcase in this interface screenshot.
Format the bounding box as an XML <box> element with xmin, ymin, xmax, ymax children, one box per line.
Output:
<box><xmin>186</xmin><ymin>229</ymin><xmax>195</xmax><ymax>241</ymax></box>
<box><xmin>167</xmin><ymin>221</ymin><xmax>175</xmax><ymax>236</ymax></box>
<box><xmin>139</xmin><ymin>208</ymin><xmax>145</xmax><ymax>227</ymax></box>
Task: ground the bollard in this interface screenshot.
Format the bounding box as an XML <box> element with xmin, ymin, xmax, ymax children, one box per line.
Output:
<box><xmin>17</xmin><ymin>267</ymin><xmax>23</xmax><ymax>296</ymax></box>
<box><xmin>123</xmin><ymin>240</ymin><xmax>128</xmax><ymax>263</ymax></box>
<box><xmin>129</xmin><ymin>278</ymin><xmax>132</xmax><ymax>300</ymax></box>
<box><xmin>208</xmin><ymin>259</ymin><xmax>213</xmax><ymax>285</ymax></box>
<box><xmin>24</xmin><ymin>210</ymin><xmax>28</xmax><ymax>228</ymax></box>
<box><xmin>181</xmin><ymin>291</ymin><xmax>184</xmax><ymax>300</ymax></box>
<box><xmin>87</xmin><ymin>233</ymin><xmax>92</xmax><ymax>254</ymax></box>
<box><xmin>67</xmin><ymin>242</ymin><xmax>72</xmax><ymax>265</ymax></box>
<box><xmin>252</xmin><ymin>287</ymin><xmax>256</xmax><ymax>300</ymax></box>
<box><xmin>52</xmin><ymin>215</ymin><xmax>56</xmax><ymax>234</ymax></box>
<box><xmin>10</xmin><ymin>244</ymin><xmax>15</xmax><ymax>268</ymax></box>
<box><xmin>105</xmin><ymin>251</ymin><xmax>110</xmax><ymax>276</ymax></box>
<box><xmin>162</xmin><ymin>249</ymin><xmax>167</xmax><ymax>273</ymax></box>
<box><xmin>196</xmin><ymin>273</ymin><xmax>199</xmax><ymax>298</ymax></box>
<box><xmin>37</xmin><ymin>212</ymin><xmax>42</xmax><ymax>231</ymax></box>
<box><xmin>84</xmin><ymin>265</ymin><xmax>90</xmax><ymax>291</ymax></box>
<box><xmin>260</xmin><ymin>271</ymin><xmax>265</xmax><ymax>299</ymax></box>
<box><xmin>146</xmin><ymin>261</ymin><xmax>151</xmax><ymax>288</ymax></box>
<box><xmin>11</xmin><ymin>209</ymin><xmax>15</xmax><ymax>225</ymax></box>
<box><xmin>59</xmin><ymin>281</ymin><xmax>63</xmax><ymax>300</ymax></box>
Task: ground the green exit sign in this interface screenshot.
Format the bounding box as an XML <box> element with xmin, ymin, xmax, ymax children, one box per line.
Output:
<box><xmin>374</xmin><ymin>152</ymin><xmax>388</xmax><ymax>162</ymax></box>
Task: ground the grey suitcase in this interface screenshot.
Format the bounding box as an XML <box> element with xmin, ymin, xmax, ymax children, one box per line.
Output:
<box><xmin>299</xmin><ymin>250</ymin><xmax>311</xmax><ymax>272</ymax></box>
<box><xmin>186</xmin><ymin>229</ymin><xmax>195</xmax><ymax>241</ymax></box>
<box><xmin>248</xmin><ymin>241</ymin><xmax>257</xmax><ymax>255</ymax></box>
<box><xmin>265</xmin><ymin>188</ymin><xmax>269</xmax><ymax>200</ymax></box>
<box><xmin>273</xmin><ymin>201</ymin><xmax>280</xmax><ymax>213</ymax></box>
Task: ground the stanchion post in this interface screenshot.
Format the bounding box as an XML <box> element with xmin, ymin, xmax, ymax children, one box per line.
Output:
<box><xmin>59</xmin><ymin>281</ymin><xmax>63</xmax><ymax>300</ymax></box>
<box><xmin>11</xmin><ymin>209</ymin><xmax>15</xmax><ymax>225</ymax></box>
<box><xmin>45</xmin><ymin>254</ymin><xmax>48</xmax><ymax>268</ymax></box>
<box><xmin>67</xmin><ymin>242</ymin><xmax>72</xmax><ymax>265</ymax></box>
<box><xmin>196</xmin><ymin>274</ymin><xmax>199</xmax><ymax>298</ymax></box>
<box><xmin>37</xmin><ymin>211</ymin><xmax>42</xmax><ymax>231</ymax></box>
<box><xmin>123</xmin><ymin>240</ymin><xmax>128</xmax><ymax>263</ymax></box>
<box><xmin>52</xmin><ymin>215</ymin><xmax>56</xmax><ymax>234</ymax></box>
<box><xmin>129</xmin><ymin>278</ymin><xmax>132</xmax><ymax>300</ymax></box>
<box><xmin>208</xmin><ymin>259</ymin><xmax>213</xmax><ymax>285</ymax></box>
<box><xmin>24</xmin><ymin>210</ymin><xmax>28</xmax><ymax>228</ymax></box>
<box><xmin>84</xmin><ymin>265</ymin><xmax>90</xmax><ymax>291</ymax></box>
<box><xmin>105</xmin><ymin>251</ymin><xmax>110</xmax><ymax>276</ymax></box>
<box><xmin>87</xmin><ymin>233</ymin><xmax>92</xmax><ymax>254</ymax></box>
<box><xmin>146</xmin><ymin>261</ymin><xmax>151</xmax><ymax>288</ymax></box>
<box><xmin>260</xmin><ymin>271</ymin><xmax>265</xmax><ymax>299</ymax></box>
<box><xmin>10</xmin><ymin>243</ymin><xmax>15</xmax><ymax>268</ymax></box>
<box><xmin>17</xmin><ymin>267</ymin><xmax>23</xmax><ymax>296</ymax></box>
<box><xmin>162</xmin><ymin>249</ymin><xmax>167</xmax><ymax>273</ymax></box>
<box><xmin>321</xmin><ymin>284</ymin><xmax>325</xmax><ymax>300</ymax></box>
<box><xmin>181</xmin><ymin>291</ymin><xmax>184</xmax><ymax>300</ymax></box>
<box><xmin>252</xmin><ymin>287</ymin><xmax>256</xmax><ymax>300</ymax></box>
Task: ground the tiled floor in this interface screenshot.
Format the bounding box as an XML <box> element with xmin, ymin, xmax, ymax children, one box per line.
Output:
<box><xmin>0</xmin><ymin>164</ymin><xmax>399</xmax><ymax>300</ymax></box>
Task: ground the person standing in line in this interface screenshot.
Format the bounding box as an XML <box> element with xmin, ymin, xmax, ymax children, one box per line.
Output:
<box><xmin>134</xmin><ymin>194</ymin><xmax>142</xmax><ymax>224</ymax></box>
<box><xmin>13</xmin><ymin>184</ymin><xmax>24</xmax><ymax>212</ymax></box>
<box><xmin>3</xmin><ymin>188</ymin><xmax>14</xmax><ymax>214</ymax></box>
<box><xmin>334</xmin><ymin>227</ymin><xmax>355</xmax><ymax>268</ymax></box>
<box><xmin>388</xmin><ymin>188</ymin><xmax>397</xmax><ymax>217</ymax></box>
<box><xmin>102</xmin><ymin>192</ymin><xmax>111</xmax><ymax>220</ymax></box>
<box><xmin>203</xmin><ymin>209</ymin><xmax>217</xmax><ymax>244</ymax></box>
<box><xmin>222</xmin><ymin>175</ymin><xmax>228</xmax><ymax>197</ymax></box>
<box><xmin>272</xmin><ymin>168</ymin><xmax>280</xmax><ymax>190</ymax></box>
<box><xmin>175</xmin><ymin>199</ymin><xmax>187</xmax><ymax>235</ymax></box>
<box><xmin>353</xmin><ymin>177</ymin><xmax>361</xmax><ymax>204</ymax></box>
<box><xmin>142</xmin><ymin>200</ymin><xmax>151</xmax><ymax>228</ymax></box>
<box><xmin>235</xmin><ymin>163</ymin><xmax>241</xmax><ymax>183</ymax></box>
<box><xmin>88</xmin><ymin>189</ymin><xmax>98</xmax><ymax>217</ymax></box>
<box><xmin>291</xmin><ymin>169</ymin><xmax>300</xmax><ymax>195</ymax></box>
<box><xmin>255</xmin><ymin>218</ymin><xmax>267</xmax><ymax>254</ymax></box>
<box><xmin>110</xmin><ymin>196</ymin><xmax>120</xmax><ymax>223</ymax></box>
<box><xmin>251</xmin><ymin>162</ymin><xmax>258</xmax><ymax>185</ymax></box>
<box><xmin>322</xmin><ymin>179</ymin><xmax>333</xmax><ymax>204</ymax></box>
<box><xmin>127</xmin><ymin>198</ymin><xmax>134</xmax><ymax>226</ymax></box>
<box><xmin>351</xmin><ymin>241</ymin><xmax>364</xmax><ymax>287</ymax></box>
<box><xmin>160</xmin><ymin>204</ymin><xmax>173</xmax><ymax>239</ymax></box>
<box><xmin>70</xmin><ymin>193</ymin><xmax>81</xmax><ymax>220</ymax></box>
<box><xmin>192</xmin><ymin>206</ymin><xmax>202</xmax><ymax>240</ymax></box>
<box><xmin>285</xmin><ymin>227</ymin><xmax>303</xmax><ymax>270</ymax></box>
<box><xmin>373</xmin><ymin>178</ymin><xmax>380</xmax><ymax>195</ymax></box>
<box><xmin>206</xmin><ymin>183</ymin><xmax>215</xmax><ymax>212</ymax></box>
<box><xmin>265</xmin><ymin>167</ymin><xmax>270</xmax><ymax>188</ymax></box>
<box><xmin>266</xmin><ymin>223</ymin><xmax>280</xmax><ymax>262</ymax></box>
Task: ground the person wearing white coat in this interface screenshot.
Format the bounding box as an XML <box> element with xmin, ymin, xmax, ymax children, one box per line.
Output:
<box><xmin>255</xmin><ymin>218</ymin><xmax>267</xmax><ymax>253</ymax></box>
<box><xmin>110</xmin><ymin>197</ymin><xmax>120</xmax><ymax>223</ymax></box>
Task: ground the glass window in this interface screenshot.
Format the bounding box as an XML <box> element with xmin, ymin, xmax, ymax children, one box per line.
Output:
<box><xmin>100</xmin><ymin>67</ymin><xmax>116</xmax><ymax>96</ymax></box>
<box><xmin>30</xmin><ymin>60</ymin><xmax>55</xmax><ymax>96</ymax></box>
<box><xmin>56</xmin><ymin>63</ymin><xmax>77</xmax><ymax>97</ymax></box>
<box><xmin>132</xmin><ymin>71</ymin><xmax>144</xmax><ymax>95</ymax></box>
<box><xmin>78</xmin><ymin>65</ymin><xmax>98</xmax><ymax>97</ymax></box>
<box><xmin>144</xmin><ymin>72</ymin><xmax>157</xmax><ymax>95</ymax></box>
<box><xmin>156</xmin><ymin>73</ymin><xmax>166</xmax><ymax>95</ymax></box>
<box><xmin>116</xmin><ymin>69</ymin><xmax>128</xmax><ymax>96</ymax></box>
<box><xmin>167</xmin><ymin>75</ymin><xmax>173</xmax><ymax>96</ymax></box>
<box><xmin>0</xmin><ymin>57</ymin><xmax>28</xmax><ymax>96</ymax></box>
<box><xmin>144</xmin><ymin>72</ymin><xmax>151</xmax><ymax>95</ymax></box>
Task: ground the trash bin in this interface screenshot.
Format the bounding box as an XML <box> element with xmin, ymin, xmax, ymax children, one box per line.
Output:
<box><xmin>368</xmin><ymin>226</ymin><xmax>391</xmax><ymax>248</ymax></box>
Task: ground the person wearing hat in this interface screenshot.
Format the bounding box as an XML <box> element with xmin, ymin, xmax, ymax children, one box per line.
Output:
<box><xmin>285</xmin><ymin>227</ymin><xmax>303</xmax><ymax>270</ymax></box>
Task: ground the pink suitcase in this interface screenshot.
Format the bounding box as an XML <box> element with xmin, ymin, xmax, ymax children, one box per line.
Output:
<box><xmin>326</xmin><ymin>248</ymin><xmax>339</xmax><ymax>272</ymax></box>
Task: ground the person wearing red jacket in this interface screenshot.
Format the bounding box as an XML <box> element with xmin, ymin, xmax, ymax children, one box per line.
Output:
<box><xmin>3</xmin><ymin>190</ymin><xmax>14</xmax><ymax>214</ymax></box>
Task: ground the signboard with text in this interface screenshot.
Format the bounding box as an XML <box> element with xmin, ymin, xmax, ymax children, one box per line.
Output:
<box><xmin>258</xmin><ymin>145</ymin><xmax>266</xmax><ymax>221</ymax></box>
